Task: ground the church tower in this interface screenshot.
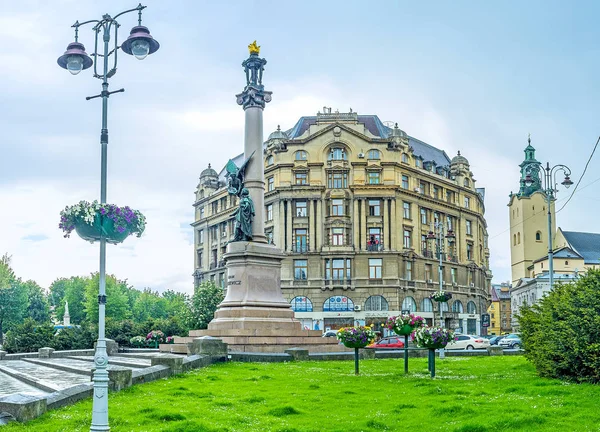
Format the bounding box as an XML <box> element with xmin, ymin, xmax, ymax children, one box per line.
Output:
<box><xmin>507</xmin><ymin>137</ymin><xmax>555</xmax><ymax>286</ymax></box>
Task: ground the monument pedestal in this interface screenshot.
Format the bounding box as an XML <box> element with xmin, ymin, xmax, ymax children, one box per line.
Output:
<box><xmin>163</xmin><ymin>242</ymin><xmax>344</xmax><ymax>354</ymax></box>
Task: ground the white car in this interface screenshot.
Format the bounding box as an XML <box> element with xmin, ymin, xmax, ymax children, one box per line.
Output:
<box><xmin>449</xmin><ymin>335</ymin><xmax>490</xmax><ymax>350</ymax></box>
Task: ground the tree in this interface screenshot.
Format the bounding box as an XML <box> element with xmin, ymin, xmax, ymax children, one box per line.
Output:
<box><xmin>132</xmin><ymin>288</ymin><xmax>168</xmax><ymax>323</ymax></box>
<box><xmin>3</xmin><ymin>318</ymin><xmax>54</xmax><ymax>353</ymax></box>
<box><xmin>84</xmin><ymin>273</ymin><xmax>132</xmax><ymax>322</ymax></box>
<box><xmin>56</xmin><ymin>276</ymin><xmax>88</xmax><ymax>324</ymax></box>
<box><xmin>163</xmin><ymin>289</ymin><xmax>190</xmax><ymax>321</ymax></box>
<box><xmin>186</xmin><ymin>281</ymin><xmax>224</xmax><ymax>330</ymax></box>
<box><xmin>22</xmin><ymin>280</ymin><xmax>50</xmax><ymax>324</ymax></box>
<box><xmin>48</xmin><ymin>277</ymin><xmax>68</xmax><ymax>309</ymax></box>
<box><xmin>0</xmin><ymin>254</ymin><xmax>28</xmax><ymax>345</ymax></box>
<box><xmin>518</xmin><ymin>269</ymin><xmax>600</xmax><ymax>383</ymax></box>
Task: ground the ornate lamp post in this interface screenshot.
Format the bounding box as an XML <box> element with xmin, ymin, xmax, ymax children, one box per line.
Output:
<box><xmin>427</xmin><ymin>222</ymin><xmax>455</xmax><ymax>359</ymax></box>
<box><xmin>57</xmin><ymin>4</ymin><xmax>159</xmax><ymax>431</ymax></box>
<box><xmin>524</xmin><ymin>162</ymin><xmax>572</xmax><ymax>290</ymax></box>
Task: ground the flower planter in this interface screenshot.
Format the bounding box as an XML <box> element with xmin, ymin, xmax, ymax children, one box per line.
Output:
<box><xmin>395</xmin><ymin>324</ymin><xmax>415</xmax><ymax>336</ymax></box>
<box><xmin>75</xmin><ymin>214</ymin><xmax>131</xmax><ymax>245</ymax></box>
<box><xmin>342</xmin><ymin>341</ymin><xmax>369</xmax><ymax>349</ymax></box>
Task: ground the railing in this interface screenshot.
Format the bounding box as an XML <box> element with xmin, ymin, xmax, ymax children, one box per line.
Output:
<box><xmin>292</xmin><ymin>245</ymin><xmax>309</xmax><ymax>253</ymax></box>
<box><xmin>368</xmin><ymin>279</ymin><xmax>383</xmax><ymax>285</ymax></box>
<box><xmin>325</xmin><ymin>278</ymin><xmax>350</xmax><ymax>285</ymax></box>
<box><xmin>366</xmin><ymin>242</ymin><xmax>384</xmax><ymax>252</ymax></box>
<box><xmin>447</xmin><ymin>255</ymin><xmax>458</xmax><ymax>263</ymax></box>
<box><xmin>293</xmin><ymin>280</ymin><xmax>308</xmax><ymax>286</ymax></box>
<box><xmin>422</xmin><ymin>250</ymin><xmax>433</xmax><ymax>258</ymax></box>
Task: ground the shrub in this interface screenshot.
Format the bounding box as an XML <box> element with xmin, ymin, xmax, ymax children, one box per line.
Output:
<box><xmin>53</xmin><ymin>324</ymin><xmax>96</xmax><ymax>351</ymax></box>
<box><xmin>518</xmin><ymin>269</ymin><xmax>600</xmax><ymax>383</ymax></box>
<box><xmin>130</xmin><ymin>336</ymin><xmax>146</xmax><ymax>348</ymax></box>
<box><xmin>3</xmin><ymin>319</ymin><xmax>54</xmax><ymax>353</ymax></box>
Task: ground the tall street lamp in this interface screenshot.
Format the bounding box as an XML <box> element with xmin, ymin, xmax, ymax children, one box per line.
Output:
<box><xmin>57</xmin><ymin>4</ymin><xmax>159</xmax><ymax>431</ymax></box>
<box><xmin>524</xmin><ymin>163</ymin><xmax>572</xmax><ymax>290</ymax></box>
<box><xmin>427</xmin><ymin>222</ymin><xmax>455</xmax><ymax>359</ymax></box>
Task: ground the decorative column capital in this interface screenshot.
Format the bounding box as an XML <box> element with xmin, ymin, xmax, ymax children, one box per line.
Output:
<box><xmin>236</xmin><ymin>43</ymin><xmax>272</xmax><ymax>110</ymax></box>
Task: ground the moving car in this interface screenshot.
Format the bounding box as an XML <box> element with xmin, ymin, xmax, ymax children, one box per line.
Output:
<box><xmin>489</xmin><ymin>336</ymin><xmax>505</xmax><ymax>346</ymax></box>
<box><xmin>498</xmin><ymin>333</ymin><xmax>522</xmax><ymax>349</ymax></box>
<box><xmin>322</xmin><ymin>330</ymin><xmax>338</xmax><ymax>338</ymax></box>
<box><xmin>450</xmin><ymin>335</ymin><xmax>490</xmax><ymax>350</ymax></box>
<box><xmin>368</xmin><ymin>337</ymin><xmax>405</xmax><ymax>349</ymax></box>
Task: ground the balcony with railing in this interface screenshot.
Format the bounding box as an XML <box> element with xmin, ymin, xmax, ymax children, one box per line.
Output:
<box><xmin>291</xmin><ymin>244</ymin><xmax>310</xmax><ymax>253</ymax></box>
<box><xmin>447</xmin><ymin>255</ymin><xmax>458</xmax><ymax>263</ymax></box>
<box><xmin>366</xmin><ymin>240</ymin><xmax>384</xmax><ymax>252</ymax></box>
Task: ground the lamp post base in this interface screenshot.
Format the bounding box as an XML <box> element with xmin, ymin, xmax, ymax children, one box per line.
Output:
<box><xmin>90</xmin><ymin>339</ymin><xmax>110</xmax><ymax>432</ymax></box>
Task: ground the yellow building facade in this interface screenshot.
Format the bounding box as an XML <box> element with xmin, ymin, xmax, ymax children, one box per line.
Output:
<box><xmin>193</xmin><ymin>110</ymin><xmax>492</xmax><ymax>334</ymax></box>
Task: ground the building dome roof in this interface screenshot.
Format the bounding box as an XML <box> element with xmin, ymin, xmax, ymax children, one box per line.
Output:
<box><xmin>200</xmin><ymin>163</ymin><xmax>218</xmax><ymax>178</ymax></box>
<box><xmin>389</xmin><ymin>123</ymin><xmax>407</xmax><ymax>138</ymax></box>
<box><xmin>268</xmin><ymin>125</ymin><xmax>288</xmax><ymax>141</ymax></box>
<box><xmin>451</xmin><ymin>151</ymin><xmax>469</xmax><ymax>166</ymax></box>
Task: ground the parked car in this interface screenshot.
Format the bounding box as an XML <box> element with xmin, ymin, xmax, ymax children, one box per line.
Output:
<box><xmin>449</xmin><ymin>335</ymin><xmax>490</xmax><ymax>350</ymax></box>
<box><xmin>489</xmin><ymin>336</ymin><xmax>505</xmax><ymax>346</ymax></box>
<box><xmin>322</xmin><ymin>330</ymin><xmax>338</xmax><ymax>338</ymax></box>
<box><xmin>499</xmin><ymin>333</ymin><xmax>522</xmax><ymax>349</ymax></box>
<box><xmin>368</xmin><ymin>337</ymin><xmax>405</xmax><ymax>349</ymax></box>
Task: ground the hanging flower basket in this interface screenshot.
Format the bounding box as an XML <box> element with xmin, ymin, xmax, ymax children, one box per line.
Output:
<box><xmin>386</xmin><ymin>314</ymin><xmax>425</xmax><ymax>336</ymax></box>
<box><xmin>59</xmin><ymin>200</ymin><xmax>146</xmax><ymax>245</ymax></box>
<box><xmin>336</xmin><ymin>325</ymin><xmax>377</xmax><ymax>349</ymax></box>
<box><xmin>412</xmin><ymin>326</ymin><xmax>456</xmax><ymax>350</ymax></box>
<box><xmin>429</xmin><ymin>290</ymin><xmax>453</xmax><ymax>303</ymax></box>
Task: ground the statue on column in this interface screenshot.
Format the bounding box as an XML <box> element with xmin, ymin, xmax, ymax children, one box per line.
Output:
<box><xmin>225</xmin><ymin>153</ymin><xmax>255</xmax><ymax>242</ymax></box>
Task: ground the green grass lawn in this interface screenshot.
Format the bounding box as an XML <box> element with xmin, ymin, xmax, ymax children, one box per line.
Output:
<box><xmin>4</xmin><ymin>356</ymin><xmax>600</xmax><ymax>432</ymax></box>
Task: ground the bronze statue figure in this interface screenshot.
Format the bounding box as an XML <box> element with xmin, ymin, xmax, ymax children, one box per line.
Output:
<box><xmin>232</xmin><ymin>188</ymin><xmax>254</xmax><ymax>241</ymax></box>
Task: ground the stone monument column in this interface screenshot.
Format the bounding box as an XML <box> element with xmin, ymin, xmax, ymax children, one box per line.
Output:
<box><xmin>63</xmin><ymin>301</ymin><xmax>71</xmax><ymax>327</ymax></box>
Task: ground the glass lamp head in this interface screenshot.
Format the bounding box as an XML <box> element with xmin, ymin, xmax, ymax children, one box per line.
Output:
<box><xmin>121</xmin><ymin>26</ymin><xmax>160</xmax><ymax>60</ymax></box>
<box><xmin>524</xmin><ymin>174</ymin><xmax>533</xmax><ymax>187</ymax></box>
<box><xmin>561</xmin><ymin>176</ymin><xmax>573</xmax><ymax>189</ymax></box>
<box><xmin>57</xmin><ymin>42</ymin><xmax>93</xmax><ymax>73</ymax></box>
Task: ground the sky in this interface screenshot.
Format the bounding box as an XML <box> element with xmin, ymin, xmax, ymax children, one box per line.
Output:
<box><xmin>1</xmin><ymin>0</ymin><xmax>599</xmax><ymax>294</ymax></box>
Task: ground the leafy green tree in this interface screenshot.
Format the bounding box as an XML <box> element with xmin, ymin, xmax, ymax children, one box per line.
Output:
<box><xmin>132</xmin><ymin>288</ymin><xmax>168</xmax><ymax>322</ymax></box>
<box><xmin>48</xmin><ymin>277</ymin><xmax>68</xmax><ymax>309</ymax></box>
<box><xmin>22</xmin><ymin>280</ymin><xmax>50</xmax><ymax>324</ymax></box>
<box><xmin>0</xmin><ymin>254</ymin><xmax>28</xmax><ymax>345</ymax></box>
<box><xmin>55</xmin><ymin>276</ymin><xmax>88</xmax><ymax>324</ymax></box>
<box><xmin>518</xmin><ymin>269</ymin><xmax>600</xmax><ymax>383</ymax></box>
<box><xmin>163</xmin><ymin>289</ymin><xmax>190</xmax><ymax>321</ymax></box>
<box><xmin>84</xmin><ymin>273</ymin><xmax>132</xmax><ymax>322</ymax></box>
<box><xmin>186</xmin><ymin>281</ymin><xmax>224</xmax><ymax>330</ymax></box>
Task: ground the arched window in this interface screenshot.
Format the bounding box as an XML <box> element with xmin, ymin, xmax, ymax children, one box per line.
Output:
<box><xmin>421</xmin><ymin>298</ymin><xmax>433</xmax><ymax>312</ymax></box>
<box><xmin>402</xmin><ymin>296</ymin><xmax>417</xmax><ymax>312</ymax></box>
<box><xmin>266</xmin><ymin>155</ymin><xmax>274</xmax><ymax>166</ymax></box>
<box><xmin>513</xmin><ymin>234</ymin><xmax>516</xmax><ymax>246</ymax></box>
<box><xmin>517</xmin><ymin>232</ymin><xmax>521</xmax><ymax>244</ymax></box>
<box><xmin>467</xmin><ymin>301</ymin><xmax>477</xmax><ymax>314</ymax></box>
<box><xmin>290</xmin><ymin>296</ymin><xmax>313</xmax><ymax>312</ymax></box>
<box><xmin>323</xmin><ymin>295</ymin><xmax>354</xmax><ymax>312</ymax></box>
<box><xmin>440</xmin><ymin>302</ymin><xmax>449</xmax><ymax>312</ymax></box>
<box><xmin>329</xmin><ymin>147</ymin><xmax>347</xmax><ymax>161</ymax></box>
<box><xmin>402</xmin><ymin>153</ymin><xmax>409</xmax><ymax>163</ymax></box>
<box><xmin>295</xmin><ymin>150</ymin><xmax>308</xmax><ymax>161</ymax></box>
<box><xmin>367</xmin><ymin>149</ymin><xmax>380</xmax><ymax>160</ymax></box>
<box><xmin>365</xmin><ymin>295</ymin><xmax>389</xmax><ymax>311</ymax></box>
<box><xmin>452</xmin><ymin>300</ymin><xmax>464</xmax><ymax>313</ymax></box>
<box><xmin>535</xmin><ymin>231</ymin><xmax>542</xmax><ymax>241</ymax></box>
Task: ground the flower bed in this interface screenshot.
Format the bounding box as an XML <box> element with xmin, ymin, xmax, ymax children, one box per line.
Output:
<box><xmin>336</xmin><ymin>326</ymin><xmax>377</xmax><ymax>349</ymax></box>
<box><xmin>59</xmin><ymin>200</ymin><xmax>146</xmax><ymax>244</ymax></box>
<box><xmin>146</xmin><ymin>330</ymin><xmax>165</xmax><ymax>348</ymax></box>
<box><xmin>386</xmin><ymin>314</ymin><xmax>425</xmax><ymax>336</ymax></box>
<box><xmin>412</xmin><ymin>326</ymin><xmax>456</xmax><ymax>350</ymax></box>
<box><xmin>130</xmin><ymin>335</ymin><xmax>146</xmax><ymax>348</ymax></box>
<box><xmin>429</xmin><ymin>290</ymin><xmax>452</xmax><ymax>303</ymax></box>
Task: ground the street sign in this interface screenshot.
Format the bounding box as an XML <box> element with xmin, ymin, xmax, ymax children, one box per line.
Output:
<box><xmin>401</xmin><ymin>309</ymin><xmax>410</xmax><ymax>315</ymax></box>
<box><xmin>482</xmin><ymin>313</ymin><xmax>490</xmax><ymax>327</ymax></box>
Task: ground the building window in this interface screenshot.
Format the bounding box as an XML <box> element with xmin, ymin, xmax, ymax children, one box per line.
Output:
<box><xmin>369</xmin><ymin>258</ymin><xmax>383</xmax><ymax>279</ymax></box>
<box><xmin>198</xmin><ymin>230</ymin><xmax>204</xmax><ymax>245</ymax></box>
<box><xmin>466</xmin><ymin>220</ymin><xmax>472</xmax><ymax>235</ymax></box>
<box><xmin>367</xmin><ymin>149</ymin><xmax>381</xmax><ymax>160</ymax></box>
<box><xmin>464</xmin><ymin>178</ymin><xmax>470</xmax><ymax>187</ymax></box>
<box><xmin>266</xmin><ymin>229</ymin><xmax>274</xmax><ymax>244</ymax></box>
<box><xmin>323</xmin><ymin>295</ymin><xmax>354</xmax><ymax>311</ymax></box>
<box><xmin>294</xmin><ymin>229</ymin><xmax>308</xmax><ymax>253</ymax></box>
<box><xmin>446</xmin><ymin>215</ymin><xmax>453</xmax><ymax>230</ymax></box>
<box><xmin>267</xmin><ymin>176</ymin><xmax>274</xmax><ymax>192</ymax></box>
<box><xmin>294</xmin><ymin>260</ymin><xmax>307</xmax><ymax>280</ymax></box>
<box><xmin>405</xmin><ymin>261</ymin><xmax>412</xmax><ymax>280</ymax></box>
<box><xmin>295</xmin><ymin>150</ymin><xmax>308</xmax><ymax>161</ymax></box>
<box><xmin>329</xmin><ymin>148</ymin><xmax>347</xmax><ymax>160</ymax></box>
<box><xmin>418</xmin><ymin>181</ymin><xmax>426</xmax><ymax>194</ymax></box>
<box><xmin>452</xmin><ymin>301</ymin><xmax>464</xmax><ymax>313</ymax></box>
<box><xmin>200</xmin><ymin>207</ymin><xmax>205</xmax><ymax>219</ymax></box>
<box><xmin>451</xmin><ymin>268</ymin><xmax>457</xmax><ymax>284</ymax></box>
<box><xmin>211</xmin><ymin>201</ymin><xmax>218</xmax><ymax>214</ymax></box>
<box><xmin>402</xmin><ymin>296</ymin><xmax>417</xmax><ymax>312</ymax></box>
<box><xmin>332</xmin><ymin>199</ymin><xmax>344</xmax><ymax>216</ymax></box>
<box><xmin>434</xmin><ymin>212</ymin><xmax>440</xmax><ymax>224</ymax></box>
<box><xmin>332</xmin><ymin>228</ymin><xmax>344</xmax><ymax>245</ymax></box>
<box><xmin>464</xmin><ymin>196</ymin><xmax>470</xmax><ymax>209</ymax></box>
<box><xmin>296</xmin><ymin>201</ymin><xmax>307</xmax><ymax>217</ymax></box>
<box><xmin>403</xmin><ymin>202</ymin><xmax>411</xmax><ymax>219</ymax></box>
<box><xmin>290</xmin><ymin>296</ymin><xmax>312</xmax><ymax>312</ymax></box>
<box><xmin>266</xmin><ymin>204</ymin><xmax>273</xmax><ymax>221</ymax></box>
<box><xmin>328</xmin><ymin>172</ymin><xmax>348</xmax><ymax>188</ymax></box>
<box><xmin>535</xmin><ymin>231</ymin><xmax>542</xmax><ymax>241</ymax></box>
<box><xmin>421</xmin><ymin>235</ymin><xmax>428</xmax><ymax>255</ymax></box>
<box><xmin>425</xmin><ymin>264</ymin><xmax>432</xmax><ymax>281</ymax></box>
<box><xmin>365</xmin><ymin>295</ymin><xmax>388</xmax><ymax>311</ymax></box>
<box><xmin>266</xmin><ymin>155</ymin><xmax>274</xmax><ymax>166</ymax></box>
<box><xmin>369</xmin><ymin>200</ymin><xmax>381</xmax><ymax>216</ymax></box>
<box><xmin>368</xmin><ymin>228</ymin><xmax>382</xmax><ymax>250</ymax></box>
<box><xmin>467</xmin><ymin>301</ymin><xmax>477</xmax><ymax>314</ymax></box>
<box><xmin>325</xmin><ymin>258</ymin><xmax>351</xmax><ymax>282</ymax></box>
<box><xmin>368</xmin><ymin>171</ymin><xmax>380</xmax><ymax>184</ymax></box>
<box><xmin>295</xmin><ymin>172</ymin><xmax>308</xmax><ymax>185</ymax></box>
<box><xmin>517</xmin><ymin>232</ymin><xmax>520</xmax><ymax>244</ymax></box>
<box><xmin>415</xmin><ymin>159</ymin><xmax>422</xmax><ymax>168</ymax></box>
<box><xmin>420</xmin><ymin>208</ymin><xmax>427</xmax><ymax>225</ymax></box>
<box><xmin>446</xmin><ymin>190</ymin><xmax>454</xmax><ymax>203</ymax></box>
<box><xmin>403</xmin><ymin>230</ymin><xmax>412</xmax><ymax>249</ymax></box>
<box><xmin>467</xmin><ymin>243</ymin><xmax>473</xmax><ymax>260</ymax></box>
<box><xmin>440</xmin><ymin>302</ymin><xmax>449</xmax><ymax>312</ymax></box>
<box><xmin>421</xmin><ymin>298</ymin><xmax>433</xmax><ymax>312</ymax></box>
<box><xmin>402</xmin><ymin>153</ymin><xmax>409</xmax><ymax>163</ymax></box>
<box><xmin>402</xmin><ymin>175</ymin><xmax>409</xmax><ymax>189</ymax></box>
